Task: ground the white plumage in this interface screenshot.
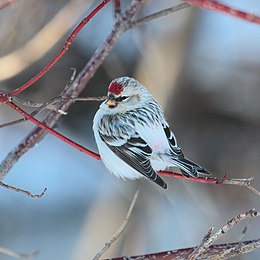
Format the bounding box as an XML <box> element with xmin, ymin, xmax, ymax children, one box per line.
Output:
<box><xmin>93</xmin><ymin>77</ymin><xmax>210</xmax><ymax>189</ymax></box>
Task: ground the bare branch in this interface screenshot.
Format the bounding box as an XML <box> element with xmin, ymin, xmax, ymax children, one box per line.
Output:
<box><xmin>188</xmin><ymin>209</ymin><xmax>260</xmax><ymax>260</ymax></box>
<box><xmin>0</xmin><ymin>181</ymin><xmax>47</xmax><ymax>198</ymax></box>
<box><xmin>0</xmin><ymin>95</ymin><xmax>106</xmax><ymax>129</ymax></box>
<box><xmin>159</xmin><ymin>171</ymin><xmax>260</xmax><ymax>197</ymax></box>
<box><xmin>92</xmin><ymin>188</ymin><xmax>140</xmax><ymax>260</ymax></box>
<box><xmin>0</xmin><ymin>246</ymin><xmax>37</xmax><ymax>259</ymax></box>
<box><xmin>129</xmin><ymin>3</ymin><xmax>190</xmax><ymax>29</ymax></box>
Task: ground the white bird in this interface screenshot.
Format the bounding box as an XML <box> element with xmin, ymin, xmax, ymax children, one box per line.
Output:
<box><xmin>93</xmin><ymin>77</ymin><xmax>210</xmax><ymax>189</ymax></box>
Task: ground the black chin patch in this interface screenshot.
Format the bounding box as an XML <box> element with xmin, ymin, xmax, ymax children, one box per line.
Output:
<box><xmin>108</xmin><ymin>104</ymin><xmax>117</xmax><ymax>108</ymax></box>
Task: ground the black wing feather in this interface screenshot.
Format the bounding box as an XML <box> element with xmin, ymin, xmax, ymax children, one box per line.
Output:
<box><xmin>104</xmin><ymin>135</ymin><xmax>167</xmax><ymax>189</ymax></box>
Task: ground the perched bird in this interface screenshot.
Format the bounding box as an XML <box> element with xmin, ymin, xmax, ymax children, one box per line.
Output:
<box><xmin>93</xmin><ymin>77</ymin><xmax>210</xmax><ymax>189</ymax></box>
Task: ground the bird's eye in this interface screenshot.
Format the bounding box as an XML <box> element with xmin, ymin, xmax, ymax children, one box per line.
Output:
<box><xmin>115</xmin><ymin>96</ymin><xmax>128</xmax><ymax>102</ymax></box>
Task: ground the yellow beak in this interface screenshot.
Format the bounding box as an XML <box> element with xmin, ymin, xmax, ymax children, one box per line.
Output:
<box><xmin>106</xmin><ymin>99</ymin><xmax>117</xmax><ymax>106</ymax></box>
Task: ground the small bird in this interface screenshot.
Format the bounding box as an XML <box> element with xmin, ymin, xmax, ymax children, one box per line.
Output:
<box><xmin>93</xmin><ymin>77</ymin><xmax>210</xmax><ymax>189</ymax></box>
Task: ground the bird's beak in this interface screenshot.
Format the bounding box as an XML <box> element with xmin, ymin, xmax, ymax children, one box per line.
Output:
<box><xmin>105</xmin><ymin>99</ymin><xmax>117</xmax><ymax>107</ymax></box>
<box><xmin>105</xmin><ymin>95</ymin><xmax>117</xmax><ymax>107</ymax></box>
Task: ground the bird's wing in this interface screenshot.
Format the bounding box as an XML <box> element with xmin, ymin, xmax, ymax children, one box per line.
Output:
<box><xmin>100</xmin><ymin>133</ymin><xmax>167</xmax><ymax>189</ymax></box>
<box><xmin>162</xmin><ymin>123</ymin><xmax>210</xmax><ymax>177</ymax></box>
<box><xmin>162</xmin><ymin>123</ymin><xmax>184</xmax><ymax>157</ymax></box>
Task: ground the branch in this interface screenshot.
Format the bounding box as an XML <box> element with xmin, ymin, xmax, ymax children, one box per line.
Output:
<box><xmin>0</xmin><ymin>246</ymin><xmax>37</xmax><ymax>259</ymax></box>
<box><xmin>188</xmin><ymin>209</ymin><xmax>260</xmax><ymax>260</ymax></box>
<box><xmin>129</xmin><ymin>3</ymin><xmax>190</xmax><ymax>29</ymax></box>
<box><xmin>185</xmin><ymin>0</ymin><xmax>260</xmax><ymax>24</ymax></box>
<box><xmin>0</xmin><ymin>95</ymin><xmax>106</xmax><ymax>129</ymax></box>
<box><xmin>159</xmin><ymin>171</ymin><xmax>260</xmax><ymax>197</ymax></box>
<box><xmin>0</xmin><ymin>181</ymin><xmax>47</xmax><ymax>198</ymax></box>
<box><xmin>92</xmin><ymin>188</ymin><xmax>140</xmax><ymax>260</ymax></box>
<box><xmin>108</xmin><ymin>209</ymin><xmax>260</xmax><ymax>260</ymax></box>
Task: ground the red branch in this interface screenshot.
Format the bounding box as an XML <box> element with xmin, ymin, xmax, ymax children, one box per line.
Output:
<box><xmin>6</xmin><ymin>101</ymin><xmax>100</xmax><ymax>160</ymax></box>
<box><xmin>8</xmin><ymin>0</ymin><xmax>111</xmax><ymax>97</ymax></box>
<box><xmin>6</xmin><ymin>100</ymin><xmax>227</xmax><ymax>186</ymax></box>
<box><xmin>186</xmin><ymin>0</ymin><xmax>260</xmax><ymax>24</ymax></box>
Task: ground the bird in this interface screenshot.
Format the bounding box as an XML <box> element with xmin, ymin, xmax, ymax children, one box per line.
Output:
<box><xmin>93</xmin><ymin>77</ymin><xmax>210</xmax><ymax>189</ymax></box>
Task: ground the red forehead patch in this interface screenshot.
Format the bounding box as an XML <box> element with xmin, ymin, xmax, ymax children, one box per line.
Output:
<box><xmin>108</xmin><ymin>82</ymin><xmax>123</xmax><ymax>95</ymax></box>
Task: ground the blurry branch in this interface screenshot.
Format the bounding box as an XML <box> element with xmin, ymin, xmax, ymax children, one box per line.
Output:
<box><xmin>159</xmin><ymin>171</ymin><xmax>260</xmax><ymax>197</ymax></box>
<box><xmin>0</xmin><ymin>246</ymin><xmax>37</xmax><ymax>259</ymax></box>
<box><xmin>0</xmin><ymin>0</ymin><xmax>95</xmax><ymax>81</ymax></box>
<box><xmin>129</xmin><ymin>2</ymin><xmax>190</xmax><ymax>29</ymax></box>
<box><xmin>0</xmin><ymin>181</ymin><xmax>47</xmax><ymax>198</ymax></box>
<box><xmin>92</xmin><ymin>188</ymin><xmax>140</xmax><ymax>260</ymax></box>
<box><xmin>0</xmin><ymin>0</ymin><xmax>16</xmax><ymax>11</ymax></box>
<box><xmin>109</xmin><ymin>209</ymin><xmax>260</xmax><ymax>260</ymax></box>
<box><xmin>185</xmin><ymin>0</ymin><xmax>260</xmax><ymax>24</ymax></box>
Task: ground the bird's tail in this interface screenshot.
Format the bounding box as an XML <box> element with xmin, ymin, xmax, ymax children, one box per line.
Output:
<box><xmin>169</xmin><ymin>156</ymin><xmax>210</xmax><ymax>178</ymax></box>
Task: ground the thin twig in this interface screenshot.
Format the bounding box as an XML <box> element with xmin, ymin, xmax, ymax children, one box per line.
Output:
<box><xmin>129</xmin><ymin>3</ymin><xmax>190</xmax><ymax>29</ymax></box>
<box><xmin>188</xmin><ymin>209</ymin><xmax>260</xmax><ymax>260</ymax></box>
<box><xmin>0</xmin><ymin>247</ymin><xmax>37</xmax><ymax>259</ymax></box>
<box><xmin>188</xmin><ymin>227</ymin><xmax>214</xmax><ymax>259</ymax></box>
<box><xmin>159</xmin><ymin>171</ymin><xmax>260</xmax><ymax>197</ymax></box>
<box><xmin>0</xmin><ymin>95</ymin><xmax>106</xmax><ymax>129</ymax></box>
<box><xmin>0</xmin><ymin>181</ymin><xmax>47</xmax><ymax>198</ymax></box>
<box><xmin>92</xmin><ymin>188</ymin><xmax>140</xmax><ymax>260</ymax></box>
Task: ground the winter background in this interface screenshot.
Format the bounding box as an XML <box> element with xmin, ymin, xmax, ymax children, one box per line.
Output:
<box><xmin>0</xmin><ymin>0</ymin><xmax>260</xmax><ymax>259</ymax></box>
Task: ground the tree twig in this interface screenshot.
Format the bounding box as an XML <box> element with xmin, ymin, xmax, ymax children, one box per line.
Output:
<box><xmin>92</xmin><ymin>188</ymin><xmax>140</xmax><ymax>260</ymax></box>
<box><xmin>129</xmin><ymin>2</ymin><xmax>190</xmax><ymax>29</ymax></box>
<box><xmin>0</xmin><ymin>246</ymin><xmax>37</xmax><ymax>259</ymax></box>
<box><xmin>159</xmin><ymin>171</ymin><xmax>260</xmax><ymax>197</ymax></box>
<box><xmin>0</xmin><ymin>181</ymin><xmax>47</xmax><ymax>198</ymax></box>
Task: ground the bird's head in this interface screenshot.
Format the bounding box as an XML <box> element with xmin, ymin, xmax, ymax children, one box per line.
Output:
<box><xmin>102</xmin><ymin>77</ymin><xmax>152</xmax><ymax>112</ymax></box>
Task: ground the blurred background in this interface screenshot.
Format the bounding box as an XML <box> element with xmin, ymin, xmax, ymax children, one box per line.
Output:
<box><xmin>0</xmin><ymin>0</ymin><xmax>260</xmax><ymax>259</ymax></box>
